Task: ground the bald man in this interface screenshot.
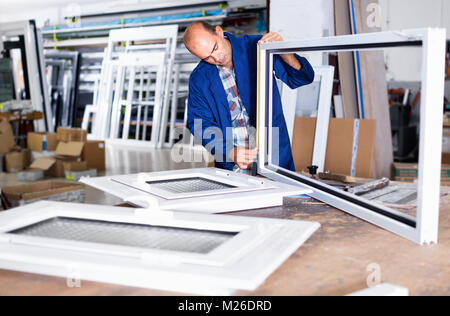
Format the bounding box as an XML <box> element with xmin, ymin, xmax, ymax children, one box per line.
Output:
<box><xmin>184</xmin><ymin>22</ymin><xmax>314</xmax><ymax>173</ymax></box>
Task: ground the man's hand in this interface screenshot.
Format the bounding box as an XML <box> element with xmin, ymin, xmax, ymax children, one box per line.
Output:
<box><xmin>258</xmin><ymin>32</ymin><xmax>302</xmax><ymax>71</ymax></box>
<box><xmin>229</xmin><ymin>147</ymin><xmax>258</xmax><ymax>170</ymax></box>
<box><xmin>258</xmin><ymin>32</ymin><xmax>284</xmax><ymax>44</ymax></box>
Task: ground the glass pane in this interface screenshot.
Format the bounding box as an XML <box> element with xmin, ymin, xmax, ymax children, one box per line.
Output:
<box><xmin>270</xmin><ymin>44</ymin><xmax>426</xmax><ymax>223</ymax></box>
<box><xmin>10</xmin><ymin>217</ymin><xmax>238</xmax><ymax>254</ymax></box>
<box><xmin>146</xmin><ymin>177</ymin><xmax>236</xmax><ymax>194</ymax></box>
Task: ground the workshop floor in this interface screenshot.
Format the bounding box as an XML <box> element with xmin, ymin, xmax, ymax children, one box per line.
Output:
<box><xmin>0</xmin><ymin>144</ymin><xmax>209</xmax><ymax>206</ymax></box>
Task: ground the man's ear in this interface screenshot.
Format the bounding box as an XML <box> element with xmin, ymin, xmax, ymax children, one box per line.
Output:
<box><xmin>215</xmin><ymin>26</ymin><xmax>224</xmax><ymax>37</ymax></box>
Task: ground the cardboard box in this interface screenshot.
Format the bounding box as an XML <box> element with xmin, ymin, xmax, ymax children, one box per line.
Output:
<box><xmin>63</xmin><ymin>161</ymin><xmax>87</xmax><ymax>172</ymax></box>
<box><xmin>53</xmin><ymin>157</ymin><xmax>81</xmax><ymax>178</ymax></box>
<box><xmin>291</xmin><ymin>117</ymin><xmax>376</xmax><ymax>178</ymax></box>
<box><xmin>442</xmin><ymin>126</ymin><xmax>450</xmax><ymax>164</ymax></box>
<box><xmin>443</xmin><ymin>153</ymin><xmax>450</xmax><ymax>165</ymax></box>
<box><xmin>392</xmin><ymin>162</ymin><xmax>450</xmax><ymax>185</ymax></box>
<box><xmin>30</xmin><ymin>156</ymin><xmax>80</xmax><ymax>178</ymax></box>
<box><xmin>82</xmin><ymin>141</ymin><xmax>105</xmax><ymax>171</ymax></box>
<box><xmin>443</xmin><ymin>127</ymin><xmax>450</xmax><ymax>153</ymax></box>
<box><xmin>30</xmin><ymin>157</ymin><xmax>56</xmax><ymax>177</ymax></box>
<box><xmin>30</xmin><ymin>157</ymin><xmax>56</xmax><ymax>170</ymax></box>
<box><xmin>27</xmin><ymin>132</ymin><xmax>58</xmax><ymax>152</ymax></box>
<box><xmin>38</xmin><ymin>141</ymin><xmax>105</xmax><ymax>177</ymax></box>
<box><xmin>0</xmin><ymin>153</ymin><xmax>5</xmax><ymax>172</ymax></box>
<box><xmin>291</xmin><ymin>117</ymin><xmax>316</xmax><ymax>173</ymax></box>
<box><xmin>5</xmin><ymin>148</ymin><xmax>31</xmax><ymax>173</ymax></box>
<box><xmin>56</xmin><ymin>127</ymin><xmax>87</xmax><ymax>142</ymax></box>
<box><xmin>0</xmin><ymin>119</ymin><xmax>15</xmax><ymax>154</ymax></box>
<box><xmin>2</xmin><ymin>180</ymin><xmax>85</xmax><ymax>207</ymax></box>
<box><xmin>55</xmin><ymin>141</ymin><xmax>84</xmax><ymax>157</ymax></box>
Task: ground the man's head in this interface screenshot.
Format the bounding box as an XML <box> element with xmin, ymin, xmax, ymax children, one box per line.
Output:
<box><xmin>184</xmin><ymin>22</ymin><xmax>233</xmax><ymax>68</ymax></box>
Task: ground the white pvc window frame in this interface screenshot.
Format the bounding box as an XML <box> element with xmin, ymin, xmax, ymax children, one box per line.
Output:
<box><xmin>0</xmin><ymin>201</ymin><xmax>320</xmax><ymax>295</ymax></box>
<box><xmin>108</xmin><ymin>52</ymin><xmax>166</xmax><ymax>144</ymax></box>
<box><xmin>310</xmin><ymin>66</ymin><xmax>334</xmax><ymax>172</ymax></box>
<box><xmin>159</xmin><ymin>62</ymin><xmax>197</xmax><ymax>149</ymax></box>
<box><xmin>0</xmin><ymin>20</ymin><xmax>53</xmax><ymax>132</ymax></box>
<box><xmin>113</xmin><ymin>170</ymin><xmax>279</xmax><ymax>200</ymax></box>
<box><xmin>257</xmin><ymin>28</ymin><xmax>447</xmax><ymax>245</ymax></box>
<box><xmin>80</xmin><ymin>167</ymin><xmax>311</xmax><ymax>213</ymax></box>
<box><xmin>43</xmin><ymin>51</ymin><xmax>80</xmax><ymax>127</ymax></box>
<box><xmin>86</xmin><ymin>25</ymin><xmax>178</xmax><ymax>143</ymax></box>
<box><xmin>282</xmin><ymin>66</ymin><xmax>335</xmax><ymax>173</ymax></box>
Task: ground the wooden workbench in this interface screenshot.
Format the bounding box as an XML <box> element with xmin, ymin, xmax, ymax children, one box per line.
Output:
<box><xmin>0</xmin><ymin>193</ymin><xmax>449</xmax><ymax>296</ymax></box>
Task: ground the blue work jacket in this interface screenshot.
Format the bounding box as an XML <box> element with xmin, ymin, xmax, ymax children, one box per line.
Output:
<box><xmin>187</xmin><ymin>32</ymin><xmax>315</xmax><ymax>171</ymax></box>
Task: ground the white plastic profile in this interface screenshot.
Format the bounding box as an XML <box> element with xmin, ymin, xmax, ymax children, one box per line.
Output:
<box><xmin>257</xmin><ymin>28</ymin><xmax>447</xmax><ymax>245</ymax></box>
<box><xmin>0</xmin><ymin>200</ymin><xmax>320</xmax><ymax>295</ymax></box>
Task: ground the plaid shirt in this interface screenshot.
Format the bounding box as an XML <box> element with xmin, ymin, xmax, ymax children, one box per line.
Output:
<box><xmin>216</xmin><ymin>65</ymin><xmax>251</xmax><ymax>174</ymax></box>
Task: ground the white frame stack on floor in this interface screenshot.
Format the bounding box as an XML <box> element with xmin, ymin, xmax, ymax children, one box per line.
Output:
<box><xmin>0</xmin><ymin>20</ymin><xmax>53</xmax><ymax>132</ymax></box>
<box><xmin>80</xmin><ymin>167</ymin><xmax>312</xmax><ymax>213</ymax></box>
<box><xmin>84</xmin><ymin>25</ymin><xmax>178</xmax><ymax>145</ymax></box>
<box><xmin>257</xmin><ymin>28</ymin><xmax>447</xmax><ymax>245</ymax></box>
<box><xmin>160</xmin><ymin>62</ymin><xmax>197</xmax><ymax>149</ymax></box>
<box><xmin>81</xmin><ymin>47</ymin><xmax>111</xmax><ymax>136</ymax></box>
<box><xmin>158</xmin><ymin>63</ymin><xmax>182</xmax><ymax>149</ymax></box>
<box><xmin>0</xmin><ymin>201</ymin><xmax>320</xmax><ymax>295</ymax></box>
<box><xmin>107</xmin><ymin>52</ymin><xmax>166</xmax><ymax>146</ymax></box>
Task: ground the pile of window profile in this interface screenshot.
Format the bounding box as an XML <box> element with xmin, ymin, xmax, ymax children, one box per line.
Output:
<box><xmin>82</xmin><ymin>25</ymin><xmax>179</xmax><ymax>148</ymax></box>
<box><xmin>44</xmin><ymin>51</ymin><xmax>81</xmax><ymax>129</ymax></box>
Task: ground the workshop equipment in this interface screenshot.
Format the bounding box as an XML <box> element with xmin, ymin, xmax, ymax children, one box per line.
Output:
<box><xmin>348</xmin><ymin>177</ymin><xmax>390</xmax><ymax>196</ymax></box>
<box><xmin>318</xmin><ymin>172</ymin><xmax>357</xmax><ymax>183</ymax></box>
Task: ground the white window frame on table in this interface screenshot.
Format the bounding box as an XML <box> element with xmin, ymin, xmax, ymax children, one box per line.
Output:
<box><xmin>257</xmin><ymin>28</ymin><xmax>446</xmax><ymax>245</ymax></box>
<box><xmin>0</xmin><ymin>201</ymin><xmax>320</xmax><ymax>295</ymax></box>
<box><xmin>80</xmin><ymin>167</ymin><xmax>312</xmax><ymax>213</ymax></box>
